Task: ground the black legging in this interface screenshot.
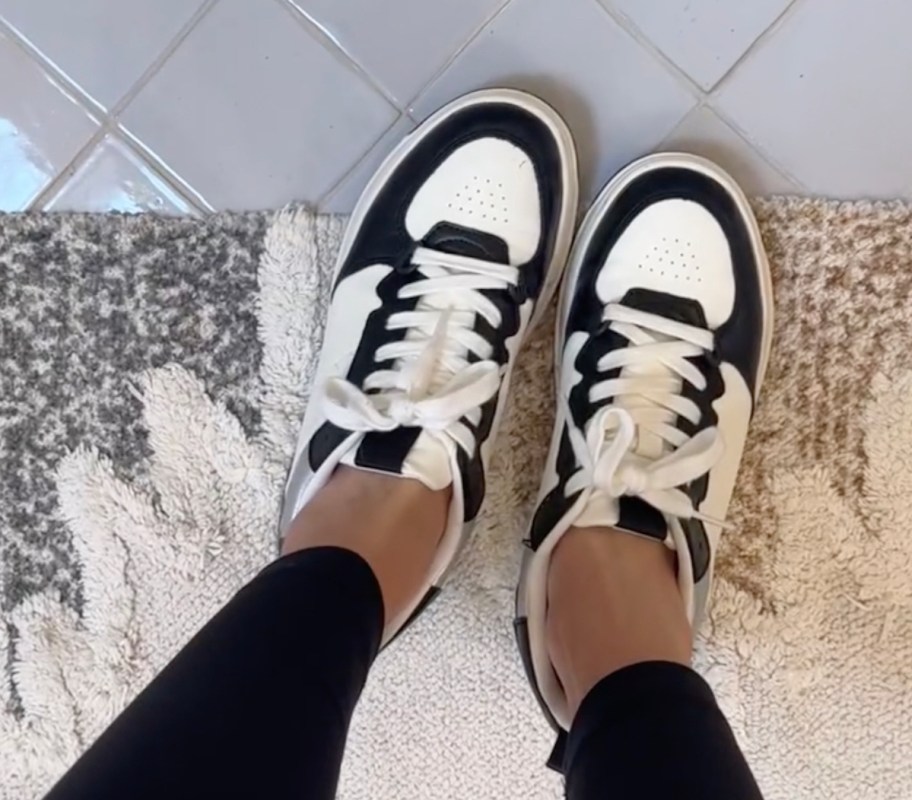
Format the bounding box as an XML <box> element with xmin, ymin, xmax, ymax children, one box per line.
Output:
<box><xmin>44</xmin><ymin>547</ymin><xmax>763</xmax><ymax>799</ymax></box>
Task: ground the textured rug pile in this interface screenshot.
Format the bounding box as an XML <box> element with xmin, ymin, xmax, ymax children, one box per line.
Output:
<box><xmin>1</xmin><ymin>202</ymin><xmax>911</xmax><ymax>799</ymax></box>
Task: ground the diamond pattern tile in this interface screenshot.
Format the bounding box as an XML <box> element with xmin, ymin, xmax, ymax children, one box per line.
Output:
<box><xmin>320</xmin><ymin>115</ymin><xmax>416</xmax><ymax>213</ymax></box>
<box><xmin>3</xmin><ymin>0</ymin><xmax>912</xmax><ymax>213</ymax></box>
<box><xmin>0</xmin><ymin>30</ymin><xmax>98</xmax><ymax>210</ymax></box>
<box><xmin>44</xmin><ymin>135</ymin><xmax>197</xmax><ymax>213</ymax></box>
<box><xmin>715</xmin><ymin>0</ymin><xmax>912</xmax><ymax>199</ymax></box>
<box><xmin>0</xmin><ymin>0</ymin><xmax>207</xmax><ymax>110</ymax></box>
<box><xmin>290</xmin><ymin>0</ymin><xmax>503</xmax><ymax>107</ymax></box>
<box><xmin>606</xmin><ymin>0</ymin><xmax>794</xmax><ymax>90</ymax></box>
<box><xmin>411</xmin><ymin>0</ymin><xmax>696</xmax><ymax>201</ymax></box>
<box><xmin>662</xmin><ymin>106</ymin><xmax>800</xmax><ymax>195</ymax></box>
<box><xmin>120</xmin><ymin>0</ymin><xmax>397</xmax><ymax>210</ymax></box>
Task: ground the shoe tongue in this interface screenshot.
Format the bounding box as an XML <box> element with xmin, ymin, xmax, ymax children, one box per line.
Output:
<box><xmin>574</xmin><ymin>494</ymin><xmax>669</xmax><ymax>541</ymax></box>
<box><xmin>620</xmin><ymin>287</ymin><xmax>708</xmax><ymax>327</ymax></box>
<box><xmin>598</xmin><ymin>288</ymin><xmax>710</xmax><ymax>465</ymax></box>
<box><xmin>575</xmin><ymin>290</ymin><xmax>708</xmax><ymax>539</ymax></box>
<box><xmin>339</xmin><ymin>430</ymin><xmax>455</xmax><ymax>492</ymax></box>
<box><xmin>336</xmin><ymin>225</ymin><xmax>504</xmax><ymax>494</ymax></box>
<box><xmin>422</xmin><ymin>221</ymin><xmax>510</xmax><ymax>264</ymax></box>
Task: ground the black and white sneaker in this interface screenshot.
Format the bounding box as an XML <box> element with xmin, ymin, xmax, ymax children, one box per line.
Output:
<box><xmin>280</xmin><ymin>89</ymin><xmax>579</xmax><ymax>643</ymax></box>
<box><xmin>515</xmin><ymin>153</ymin><xmax>773</xmax><ymax>762</ymax></box>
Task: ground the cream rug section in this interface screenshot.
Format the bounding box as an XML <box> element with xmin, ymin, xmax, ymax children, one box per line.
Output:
<box><xmin>4</xmin><ymin>200</ymin><xmax>911</xmax><ymax>798</ymax></box>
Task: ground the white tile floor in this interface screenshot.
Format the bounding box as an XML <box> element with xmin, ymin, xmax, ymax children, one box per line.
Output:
<box><xmin>2</xmin><ymin>0</ymin><xmax>912</xmax><ymax>214</ymax></box>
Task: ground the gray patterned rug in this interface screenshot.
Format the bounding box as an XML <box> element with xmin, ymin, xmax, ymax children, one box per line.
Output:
<box><xmin>1</xmin><ymin>213</ymin><xmax>267</xmax><ymax>616</ymax></box>
<box><xmin>0</xmin><ymin>209</ymin><xmax>345</xmax><ymax>796</ymax></box>
<box><xmin>1</xmin><ymin>204</ymin><xmax>910</xmax><ymax>800</ymax></box>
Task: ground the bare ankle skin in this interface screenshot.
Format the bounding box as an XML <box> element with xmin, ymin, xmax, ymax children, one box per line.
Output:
<box><xmin>282</xmin><ymin>466</ymin><xmax>451</xmax><ymax>627</ymax></box>
<box><xmin>545</xmin><ymin>525</ymin><xmax>693</xmax><ymax>719</ymax></box>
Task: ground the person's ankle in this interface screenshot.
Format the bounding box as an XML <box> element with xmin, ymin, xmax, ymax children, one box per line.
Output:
<box><xmin>282</xmin><ymin>466</ymin><xmax>451</xmax><ymax>626</ymax></box>
<box><xmin>545</xmin><ymin>525</ymin><xmax>692</xmax><ymax>718</ymax></box>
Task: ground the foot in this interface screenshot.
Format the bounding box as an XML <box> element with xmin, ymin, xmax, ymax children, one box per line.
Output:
<box><xmin>282</xmin><ymin>467</ymin><xmax>451</xmax><ymax>629</ymax></box>
<box><xmin>281</xmin><ymin>89</ymin><xmax>579</xmax><ymax>643</ymax></box>
<box><xmin>545</xmin><ymin>524</ymin><xmax>692</xmax><ymax>721</ymax></box>
<box><xmin>515</xmin><ymin>153</ymin><xmax>773</xmax><ymax>753</ymax></box>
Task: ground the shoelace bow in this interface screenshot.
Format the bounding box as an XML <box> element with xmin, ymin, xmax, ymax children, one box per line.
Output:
<box><xmin>565</xmin><ymin>303</ymin><xmax>728</xmax><ymax>528</ymax></box>
<box><xmin>323</xmin><ymin>246</ymin><xmax>519</xmax><ymax>456</ymax></box>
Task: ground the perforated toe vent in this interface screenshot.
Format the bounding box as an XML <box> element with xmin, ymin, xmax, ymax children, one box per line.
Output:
<box><xmin>406</xmin><ymin>137</ymin><xmax>543</xmax><ymax>264</ymax></box>
<box><xmin>637</xmin><ymin>235</ymin><xmax>703</xmax><ymax>283</ymax></box>
<box><xmin>447</xmin><ymin>174</ymin><xmax>511</xmax><ymax>224</ymax></box>
<box><xmin>597</xmin><ymin>198</ymin><xmax>735</xmax><ymax>326</ymax></box>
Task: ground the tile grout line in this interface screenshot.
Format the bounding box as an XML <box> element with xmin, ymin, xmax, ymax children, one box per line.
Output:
<box><xmin>0</xmin><ymin>16</ymin><xmax>106</xmax><ymax>120</ymax></box>
<box><xmin>708</xmin><ymin>106</ymin><xmax>808</xmax><ymax>192</ymax></box>
<box><xmin>272</xmin><ymin>0</ymin><xmax>411</xmax><ymax>206</ymax></box>
<box><xmin>29</xmin><ymin>118</ymin><xmax>214</xmax><ymax>214</ymax></box>
<box><xmin>26</xmin><ymin>0</ymin><xmax>220</xmax><ymax>213</ymax></box>
<box><xmin>9</xmin><ymin>0</ymin><xmax>817</xmax><ymax>214</ymax></box>
<box><xmin>657</xmin><ymin>103</ymin><xmax>806</xmax><ymax>194</ymax></box>
<box><xmin>602</xmin><ymin>0</ymin><xmax>809</xmax><ymax>192</ymax></box>
<box><xmin>107</xmin><ymin>0</ymin><xmax>220</xmax><ymax>120</ymax></box>
<box><xmin>4</xmin><ymin>10</ymin><xmax>114</xmax><ymax>213</ymax></box>
<box><xmin>596</xmin><ymin>0</ymin><xmax>705</xmax><ymax>104</ymax></box>
<box><xmin>317</xmin><ymin>0</ymin><xmax>514</xmax><ymax>208</ymax></box>
<box><xmin>316</xmin><ymin>113</ymin><xmax>412</xmax><ymax>210</ymax></box>
<box><xmin>708</xmin><ymin>0</ymin><xmax>807</xmax><ymax>94</ymax></box>
<box><xmin>323</xmin><ymin>0</ymin><xmax>792</xmax><ymax>207</ymax></box>
<box><xmin>696</xmin><ymin>0</ymin><xmax>810</xmax><ymax>191</ymax></box>
<box><xmin>701</xmin><ymin>0</ymin><xmax>811</xmax><ymax>193</ymax></box>
<box><xmin>28</xmin><ymin>127</ymin><xmax>109</xmax><ymax>210</ymax></box>
<box><xmin>403</xmin><ymin>0</ymin><xmax>514</xmax><ymax>113</ymax></box>
<box><xmin>102</xmin><ymin>0</ymin><xmax>222</xmax><ymax>214</ymax></box>
<box><xmin>276</xmin><ymin>0</ymin><xmax>401</xmax><ymax>113</ymax></box>
<box><xmin>119</xmin><ymin>129</ymin><xmax>216</xmax><ymax>213</ymax></box>
<box><xmin>658</xmin><ymin>94</ymin><xmax>710</xmax><ymax>140</ymax></box>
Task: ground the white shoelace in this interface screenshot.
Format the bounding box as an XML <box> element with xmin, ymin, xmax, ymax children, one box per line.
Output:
<box><xmin>323</xmin><ymin>246</ymin><xmax>519</xmax><ymax>456</ymax></box>
<box><xmin>565</xmin><ymin>303</ymin><xmax>726</xmax><ymax>527</ymax></box>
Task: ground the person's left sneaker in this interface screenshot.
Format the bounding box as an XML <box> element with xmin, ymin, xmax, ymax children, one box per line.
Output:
<box><xmin>515</xmin><ymin>153</ymin><xmax>773</xmax><ymax>767</ymax></box>
<box><xmin>280</xmin><ymin>89</ymin><xmax>579</xmax><ymax>642</ymax></box>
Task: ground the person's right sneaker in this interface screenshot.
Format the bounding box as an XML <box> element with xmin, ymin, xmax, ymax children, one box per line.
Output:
<box><xmin>515</xmin><ymin>153</ymin><xmax>774</xmax><ymax>766</ymax></box>
<box><xmin>280</xmin><ymin>88</ymin><xmax>579</xmax><ymax>645</ymax></box>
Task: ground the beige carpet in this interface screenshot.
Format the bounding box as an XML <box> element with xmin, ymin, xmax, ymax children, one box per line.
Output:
<box><xmin>695</xmin><ymin>199</ymin><xmax>912</xmax><ymax>796</ymax></box>
<box><xmin>2</xmin><ymin>201</ymin><xmax>910</xmax><ymax>798</ymax></box>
